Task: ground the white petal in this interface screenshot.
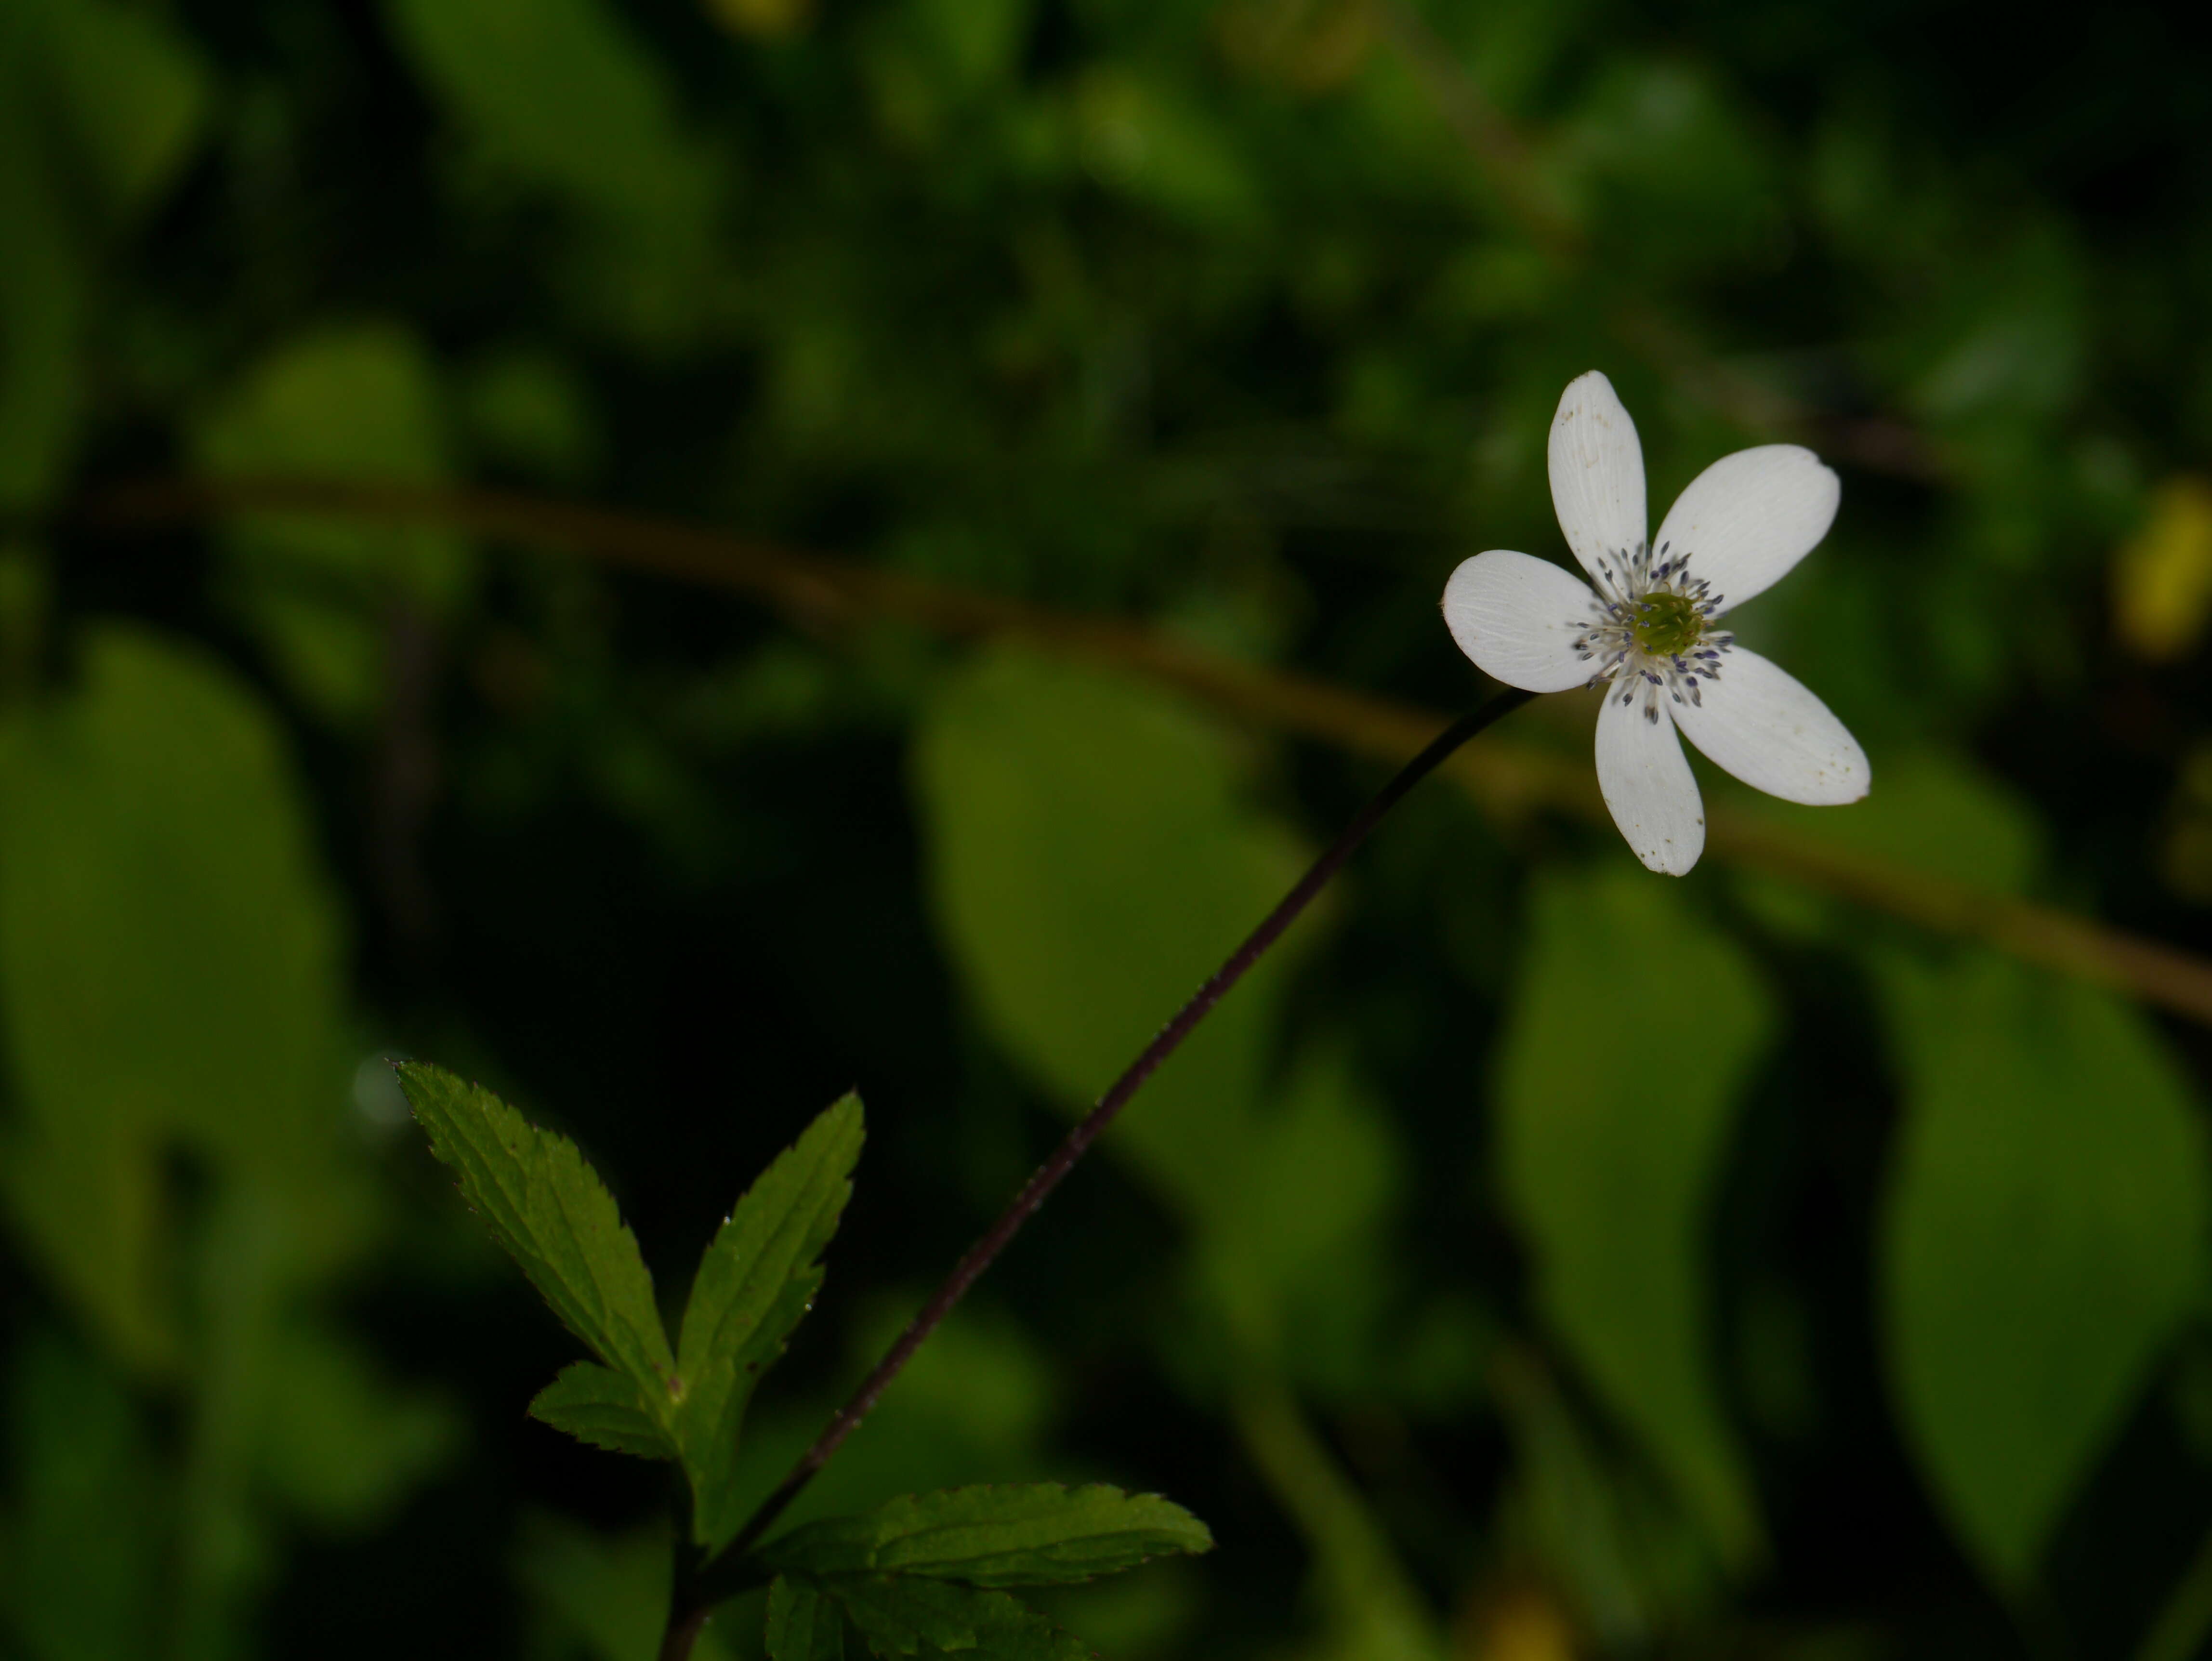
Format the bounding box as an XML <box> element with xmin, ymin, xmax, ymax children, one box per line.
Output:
<box><xmin>1548</xmin><ymin>370</ymin><xmax>1647</xmax><ymax>590</ymax></box>
<box><xmin>1595</xmin><ymin>689</ymin><xmax>1705</xmax><ymax>875</ymax></box>
<box><xmin>1672</xmin><ymin>647</ymin><xmax>1869</xmax><ymax>805</ymax></box>
<box><xmin>1441</xmin><ymin>550</ymin><xmax>1601</xmax><ymax>693</ymax></box>
<box><xmin>1651</xmin><ymin>445</ymin><xmax>1839</xmax><ymax>614</ymax></box>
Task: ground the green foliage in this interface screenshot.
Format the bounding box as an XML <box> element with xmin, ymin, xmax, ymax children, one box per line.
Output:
<box><xmin>1494</xmin><ymin>863</ymin><xmax>1774</xmax><ymax>1568</ymax></box>
<box><xmin>806</xmin><ymin>1573</ymin><xmax>1088</xmax><ymax>1661</ymax></box>
<box><xmin>1494</xmin><ymin>1353</ymin><xmax>1719</xmax><ymax>1648</ymax></box>
<box><xmin>747</xmin><ymin>1301</ymin><xmax>1059</xmax><ymax>1526</ymax></box>
<box><xmin>0</xmin><ymin>628</ymin><xmax>353</xmax><ymax>1368</ymax></box>
<box><xmin>767</xmin><ymin>1575</ymin><xmax>846</xmax><ymax>1661</ymax></box>
<box><xmin>192</xmin><ymin>323</ymin><xmax>470</xmax><ymax>724</ymax></box>
<box><xmin>386</xmin><ymin>0</ymin><xmax>715</xmax><ymax>224</ymax></box>
<box><xmin>384</xmin><ymin>0</ymin><xmax>723</xmax><ymax>344</ymax></box>
<box><xmin>529</xmin><ymin>1363</ymin><xmax>678</xmax><ymax>1462</ymax></box>
<box><xmin>761</xmin><ymin>1494</ymin><xmax>1206</xmax><ymax>1661</ymax></box>
<box><xmin>401</xmin><ymin>1065</ymin><xmax>1209</xmax><ymax>1648</ymax></box>
<box><xmin>1740</xmin><ymin>748</ymin><xmax>2044</xmax><ymax>898</ymax></box>
<box><xmin>0</xmin><ymin>0</ymin><xmax>206</xmax><ymax>506</ymax></box>
<box><xmin>515</xmin><ymin>1513</ymin><xmax>740</xmax><ymax>1661</ymax></box>
<box><xmin>399</xmin><ymin>1061</ymin><xmax>678</xmax><ymax>1398</ymax></box>
<box><xmin>1072</xmin><ymin>67</ymin><xmax>1265</xmax><ymax>229</ymax></box>
<box><xmin>1878</xmin><ymin>952</ymin><xmax>2212</xmax><ymax>1587</ymax></box>
<box><xmin>8</xmin><ymin>0</ymin><xmax>208</xmax><ymax>223</ymax></box>
<box><xmin>762</xmin><ymin>1484</ymin><xmax>1211</xmax><ymax>1585</ymax></box>
<box><xmin>3</xmin><ymin>1331</ymin><xmax>158</xmax><ymax>1661</ymax></box>
<box><xmin>4</xmin><ymin>0</ymin><xmax>2212</xmax><ymax>1651</ymax></box>
<box><xmin>912</xmin><ymin>647</ymin><xmax>1307</xmax><ymax>1214</ymax></box>
<box><xmin>252</xmin><ymin>1323</ymin><xmax>460</xmax><ymax>1529</ymax></box>
<box><xmin>677</xmin><ymin>1094</ymin><xmax>864</xmax><ymax>1547</ymax></box>
<box><xmin>1192</xmin><ymin>1045</ymin><xmax>1405</xmax><ymax>1374</ymax></box>
<box><xmin>912</xmin><ymin>648</ymin><xmax>1435</xmax><ymax>1652</ymax></box>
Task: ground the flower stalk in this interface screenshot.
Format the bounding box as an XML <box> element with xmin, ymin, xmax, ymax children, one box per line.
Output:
<box><xmin>658</xmin><ymin>687</ymin><xmax>1535</xmax><ymax>1657</ymax></box>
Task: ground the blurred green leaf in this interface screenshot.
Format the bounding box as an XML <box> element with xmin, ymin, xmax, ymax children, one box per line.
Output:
<box><xmin>1556</xmin><ymin>62</ymin><xmax>1780</xmax><ymax>275</ymax></box>
<box><xmin>1227</xmin><ymin>1383</ymin><xmax>1445</xmax><ymax>1661</ymax></box>
<box><xmin>912</xmin><ymin>0</ymin><xmax>1028</xmax><ymax>91</ymax></box>
<box><xmin>515</xmin><ymin>1512</ymin><xmax>738</xmax><ymax>1661</ymax></box>
<box><xmin>817</xmin><ymin>1573</ymin><xmax>1087</xmax><ymax>1661</ymax></box>
<box><xmin>0</xmin><ymin>628</ymin><xmax>350</xmax><ymax>1367</ymax></box>
<box><xmin>1906</xmin><ymin>230</ymin><xmax>2083</xmax><ymax>427</ymax></box>
<box><xmin>1730</xmin><ymin>749</ymin><xmax>2044</xmax><ymax>943</ymax></box>
<box><xmin>7</xmin><ymin>0</ymin><xmax>209</xmax><ymax>222</ymax></box>
<box><xmin>1196</xmin><ymin>1044</ymin><xmax>1404</xmax><ymax>1390</ymax></box>
<box><xmin>1494</xmin><ymin>864</ymin><xmax>1773</xmax><ymax>1568</ymax></box>
<box><xmin>0</xmin><ymin>0</ymin><xmax>205</xmax><ymax>507</ymax></box>
<box><xmin>910</xmin><ymin>649</ymin><xmax>1308</xmax><ymax>1212</ymax></box>
<box><xmin>727</xmin><ymin>1302</ymin><xmax>1056</xmax><ymax>1536</ymax></box>
<box><xmin>192</xmin><ymin>322</ymin><xmax>467</xmax><ymax>725</ymax></box>
<box><xmin>384</xmin><ymin>0</ymin><xmax>721</xmax><ymax>344</ymax></box>
<box><xmin>1493</xmin><ymin>1353</ymin><xmax>1720</xmax><ymax>1648</ymax></box>
<box><xmin>0</xmin><ymin>95</ymin><xmax>83</xmax><ymax>510</ymax></box>
<box><xmin>1764</xmin><ymin>751</ymin><xmax>2041</xmax><ymax>895</ymax></box>
<box><xmin>768</xmin><ymin>1575</ymin><xmax>847</xmax><ymax>1661</ymax></box>
<box><xmin>459</xmin><ymin>347</ymin><xmax>603</xmax><ymax>483</ymax></box>
<box><xmin>1071</xmin><ymin>66</ymin><xmax>1263</xmax><ymax>229</ymax></box>
<box><xmin>530</xmin><ymin>1362</ymin><xmax>679</xmax><ymax>1462</ymax></box>
<box><xmin>397</xmin><ymin>1062</ymin><xmax>677</xmax><ymax>1400</ymax></box>
<box><xmin>677</xmin><ymin>1095</ymin><xmax>865</xmax><ymax>1548</ymax></box>
<box><xmin>0</xmin><ymin>1121</ymin><xmax>168</xmax><ymax>1373</ymax></box>
<box><xmin>253</xmin><ymin>1321</ymin><xmax>459</xmax><ymax>1530</ymax></box>
<box><xmin>386</xmin><ymin>0</ymin><xmax>712</xmax><ymax>220</ymax></box>
<box><xmin>1879</xmin><ymin>951</ymin><xmax>2212</xmax><ymax>1589</ymax></box>
<box><xmin>2</xmin><ymin>1330</ymin><xmax>158</xmax><ymax>1661</ymax></box>
<box><xmin>763</xmin><ymin>1484</ymin><xmax>1211</xmax><ymax>1585</ymax></box>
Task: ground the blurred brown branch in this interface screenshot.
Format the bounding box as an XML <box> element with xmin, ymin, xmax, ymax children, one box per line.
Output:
<box><xmin>79</xmin><ymin>475</ymin><xmax>2212</xmax><ymax>1028</ymax></box>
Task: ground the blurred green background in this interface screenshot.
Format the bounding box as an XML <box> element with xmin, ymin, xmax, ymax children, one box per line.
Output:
<box><xmin>6</xmin><ymin>0</ymin><xmax>2212</xmax><ymax>1656</ymax></box>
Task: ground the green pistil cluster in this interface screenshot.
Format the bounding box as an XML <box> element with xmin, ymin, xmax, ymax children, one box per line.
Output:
<box><xmin>1631</xmin><ymin>591</ymin><xmax>1706</xmax><ymax>657</ymax></box>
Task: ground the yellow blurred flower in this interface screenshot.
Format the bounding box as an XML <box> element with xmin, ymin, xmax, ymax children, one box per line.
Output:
<box><xmin>2114</xmin><ymin>476</ymin><xmax>2212</xmax><ymax>661</ymax></box>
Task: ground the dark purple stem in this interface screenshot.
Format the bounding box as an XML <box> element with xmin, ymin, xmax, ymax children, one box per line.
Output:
<box><xmin>662</xmin><ymin>688</ymin><xmax>1534</xmax><ymax>1649</ymax></box>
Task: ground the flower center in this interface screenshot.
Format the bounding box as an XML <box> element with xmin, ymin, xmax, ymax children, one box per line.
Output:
<box><xmin>1568</xmin><ymin>541</ymin><xmax>1736</xmax><ymax>722</ymax></box>
<box><xmin>1631</xmin><ymin>591</ymin><xmax>1705</xmax><ymax>657</ymax></box>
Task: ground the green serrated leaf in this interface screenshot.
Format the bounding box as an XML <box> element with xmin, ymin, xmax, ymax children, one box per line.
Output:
<box><xmin>767</xmin><ymin>1575</ymin><xmax>846</xmax><ymax>1661</ymax></box>
<box><xmin>764</xmin><ymin>1485</ymin><xmax>1212</xmax><ymax>1586</ymax></box>
<box><xmin>529</xmin><ymin>1361</ymin><xmax>677</xmax><ymax>1461</ymax></box>
<box><xmin>819</xmin><ymin>1575</ymin><xmax>976</xmax><ymax>1657</ymax></box>
<box><xmin>677</xmin><ymin>1094</ymin><xmax>865</xmax><ymax>1548</ymax></box>
<box><xmin>818</xmin><ymin>1575</ymin><xmax>1087</xmax><ymax>1661</ymax></box>
<box><xmin>396</xmin><ymin>1062</ymin><xmax>675</xmax><ymax>1404</ymax></box>
<box><xmin>955</xmin><ymin>1591</ymin><xmax>1091</xmax><ymax>1661</ymax></box>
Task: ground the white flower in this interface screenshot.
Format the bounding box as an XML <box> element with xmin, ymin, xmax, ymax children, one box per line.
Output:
<box><xmin>1443</xmin><ymin>371</ymin><xmax>1868</xmax><ymax>874</ymax></box>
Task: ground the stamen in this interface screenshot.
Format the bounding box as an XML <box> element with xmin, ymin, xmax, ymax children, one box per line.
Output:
<box><xmin>1571</xmin><ymin>539</ymin><xmax>1734</xmax><ymax>711</ymax></box>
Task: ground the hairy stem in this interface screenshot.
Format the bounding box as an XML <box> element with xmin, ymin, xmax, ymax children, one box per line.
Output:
<box><xmin>658</xmin><ymin>690</ymin><xmax>1533</xmax><ymax>1654</ymax></box>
